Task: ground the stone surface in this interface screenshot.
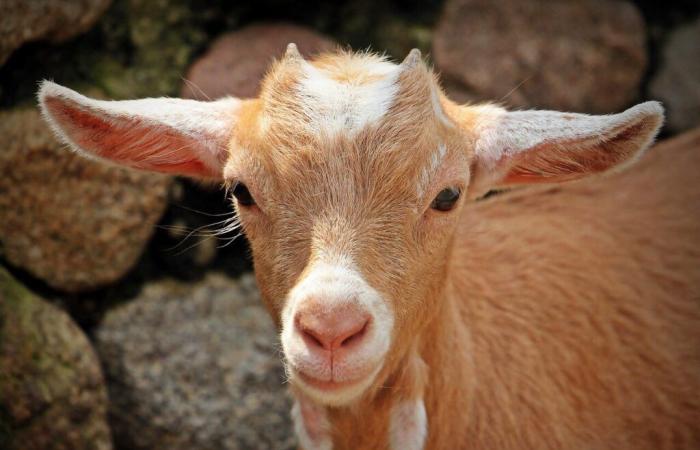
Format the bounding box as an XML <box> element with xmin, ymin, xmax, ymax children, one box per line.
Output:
<box><xmin>649</xmin><ymin>17</ymin><xmax>700</xmax><ymax>133</ymax></box>
<box><xmin>371</xmin><ymin>18</ymin><xmax>433</xmax><ymax>62</ymax></box>
<box><xmin>0</xmin><ymin>266</ymin><xmax>113</xmax><ymax>450</ymax></box>
<box><xmin>433</xmin><ymin>0</ymin><xmax>647</xmax><ymax>113</ymax></box>
<box><xmin>95</xmin><ymin>272</ymin><xmax>295</xmax><ymax>450</ymax></box>
<box><xmin>0</xmin><ymin>108</ymin><xmax>171</xmax><ymax>292</ymax></box>
<box><xmin>96</xmin><ymin>0</ymin><xmax>212</xmax><ymax>100</ymax></box>
<box><xmin>0</xmin><ymin>0</ymin><xmax>111</xmax><ymax>65</ymax></box>
<box><xmin>181</xmin><ymin>23</ymin><xmax>337</xmax><ymax>100</ymax></box>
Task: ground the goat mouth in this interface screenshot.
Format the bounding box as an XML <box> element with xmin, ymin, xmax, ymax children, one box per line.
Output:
<box><xmin>291</xmin><ymin>362</ymin><xmax>383</xmax><ymax>404</ymax></box>
<box><xmin>296</xmin><ymin>370</ymin><xmax>367</xmax><ymax>392</ymax></box>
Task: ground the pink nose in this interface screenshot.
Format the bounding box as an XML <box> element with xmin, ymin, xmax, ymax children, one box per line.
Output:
<box><xmin>295</xmin><ymin>302</ymin><xmax>371</xmax><ymax>352</ymax></box>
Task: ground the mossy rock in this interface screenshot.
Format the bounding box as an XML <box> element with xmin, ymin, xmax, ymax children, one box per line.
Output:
<box><xmin>0</xmin><ymin>267</ymin><xmax>112</xmax><ymax>450</ymax></box>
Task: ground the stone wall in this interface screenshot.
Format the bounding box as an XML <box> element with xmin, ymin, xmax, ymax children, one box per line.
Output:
<box><xmin>0</xmin><ymin>1</ymin><xmax>698</xmax><ymax>448</ymax></box>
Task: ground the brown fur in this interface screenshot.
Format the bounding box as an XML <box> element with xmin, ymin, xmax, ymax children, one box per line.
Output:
<box><xmin>444</xmin><ymin>129</ymin><xmax>700</xmax><ymax>449</ymax></box>
<box><xmin>39</xmin><ymin>50</ymin><xmax>700</xmax><ymax>449</ymax></box>
<box><xmin>315</xmin><ymin>129</ymin><xmax>700</xmax><ymax>450</ymax></box>
<box><xmin>231</xmin><ymin>55</ymin><xmax>700</xmax><ymax>449</ymax></box>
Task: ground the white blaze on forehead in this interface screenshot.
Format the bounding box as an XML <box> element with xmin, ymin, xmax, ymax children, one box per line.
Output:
<box><xmin>296</xmin><ymin>59</ymin><xmax>401</xmax><ymax>136</ymax></box>
<box><xmin>417</xmin><ymin>143</ymin><xmax>448</xmax><ymax>198</ymax></box>
<box><xmin>390</xmin><ymin>399</ymin><xmax>428</xmax><ymax>450</ymax></box>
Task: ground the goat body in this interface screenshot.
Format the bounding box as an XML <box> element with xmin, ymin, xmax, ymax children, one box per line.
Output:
<box><xmin>443</xmin><ymin>129</ymin><xmax>700</xmax><ymax>449</ymax></box>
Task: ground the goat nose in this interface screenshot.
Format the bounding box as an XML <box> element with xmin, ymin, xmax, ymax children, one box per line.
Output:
<box><xmin>295</xmin><ymin>304</ymin><xmax>370</xmax><ymax>352</ymax></box>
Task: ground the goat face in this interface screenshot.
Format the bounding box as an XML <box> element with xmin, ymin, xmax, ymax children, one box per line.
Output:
<box><xmin>226</xmin><ymin>51</ymin><xmax>468</xmax><ymax>405</ymax></box>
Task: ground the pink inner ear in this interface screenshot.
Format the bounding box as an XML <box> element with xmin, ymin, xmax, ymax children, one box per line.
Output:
<box><xmin>501</xmin><ymin>142</ymin><xmax>620</xmax><ymax>184</ymax></box>
<box><xmin>500</xmin><ymin>120</ymin><xmax>649</xmax><ymax>185</ymax></box>
<box><xmin>46</xmin><ymin>97</ymin><xmax>217</xmax><ymax>177</ymax></box>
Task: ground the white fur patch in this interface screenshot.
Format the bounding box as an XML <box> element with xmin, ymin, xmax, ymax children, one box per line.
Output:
<box><xmin>281</xmin><ymin>256</ymin><xmax>394</xmax><ymax>406</ymax></box>
<box><xmin>389</xmin><ymin>398</ymin><xmax>428</xmax><ymax>450</ymax></box>
<box><xmin>296</xmin><ymin>60</ymin><xmax>400</xmax><ymax>136</ymax></box>
<box><xmin>417</xmin><ymin>143</ymin><xmax>447</xmax><ymax>198</ymax></box>
<box><xmin>292</xmin><ymin>398</ymin><xmax>333</xmax><ymax>450</ymax></box>
<box><xmin>430</xmin><ymin>84</ymin><xmax>453</xmax><ymax>128</ymax></box>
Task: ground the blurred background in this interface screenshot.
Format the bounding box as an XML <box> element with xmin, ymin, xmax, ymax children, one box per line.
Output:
<box><xmin>0</xmin><ymin>0</ymin><xmax>699</xmax><ymax>449</ymax></box>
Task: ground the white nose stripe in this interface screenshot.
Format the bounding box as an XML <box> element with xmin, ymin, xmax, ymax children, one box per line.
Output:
<box><xmin>281</xmin><ymin>259</ymin><xmax>395</xmax><ymax>405</ymax></box>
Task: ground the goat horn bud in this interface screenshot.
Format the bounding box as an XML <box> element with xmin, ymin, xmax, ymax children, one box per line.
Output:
<box><xmin>401</xmin><ymin>48</ymin><xmax>422</xmax><ymax>68</ymax></box>
<box><xmin>284</xmin><ymin>43</ymin><xmax>303</xmax><ymax>62</ymax></box>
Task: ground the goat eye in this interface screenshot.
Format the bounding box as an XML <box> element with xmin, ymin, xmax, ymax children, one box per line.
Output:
<box><xmin>232</xmin><ymin>182</ymin><xmax>255</xmax><ymax>206</ymax></box>
<box><xmin>430</xmin><ymin>187</ymin><xmax>461</xmax><ymax>212</ymax></box>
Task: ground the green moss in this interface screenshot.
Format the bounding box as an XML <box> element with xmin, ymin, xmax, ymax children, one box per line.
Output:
<box><xmin>101</xmin><ymin>0</ymin><xmax>209</xmax><ymax>98</ymax></box>
<box><xmin>0</xmin><ymin>267</ymin><xmax>35</xmax><ymax>403</ymax></box>
<box><xmin>0</xmin><ymin>0</ymin><xmax>216</xmax><ymax>105</ymax></box>
<box><xmin>373</xmin><ymin>20</ymin><xmax>434</xmax><ymax>61</ymax></box>
<box><xmin>0</xmin><ymin>266</ymin><xmax>108</xmax><ymax>448</ymax></box>
<box><xmin>0</xmin><ymin>267</ymin><xmax>62</xmax><ymax>414</ymax></box>
<box><xmin>0</xmin><ymin>0</ymin><xmax>447</xmax><ymax>107</ymax></box>
<box><xmin>0</xmin><ymin>266</ymin><xmax>28</xmax><ymax>303</ymax></box>
<box><xmin>0</xmin><ymin>267</ymin><xmax>37</xmax><ymax>338</ymax></box>
<box><xmin>0</xmin><ymin>267</ymin><xmax>32</xmax><ymax>448</ymax></box>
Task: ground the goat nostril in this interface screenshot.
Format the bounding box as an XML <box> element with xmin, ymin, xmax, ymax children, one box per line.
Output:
<box><xmin>295</xmin><ymin>310</ymin><xmax>371</xmax><ymax>352</ymax></box>
<box><xmin>301</xmin><ymin>327</ymin><xmax>326</xmax><ymax>350</ymax></box>
<box><xmin>339</xmin><ymin>319</ymin><xmax>369</xmax><ymax>348</ymax></box>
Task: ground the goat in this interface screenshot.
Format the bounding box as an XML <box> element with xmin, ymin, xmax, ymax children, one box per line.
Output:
<box><xmin>38</xmin><ymin>46</ymin><xmax>700</xmax><ymax>449</ymax></box>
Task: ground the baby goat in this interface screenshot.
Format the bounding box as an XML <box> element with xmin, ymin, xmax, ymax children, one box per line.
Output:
<box><xmin>38</xmin><ymin>46</ymin><xmax>700</xmax><ymax>449</ymax></box>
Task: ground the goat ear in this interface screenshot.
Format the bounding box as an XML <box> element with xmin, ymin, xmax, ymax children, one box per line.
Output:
<box><xmin>467</xmin><ymin>102</ymin><xmax>664</xmax><ymax>198</ymax></box>
<box><xmin>38</xmin><ymin>81</ymin><xmax>242</xmax><ymax>179</ymax></box>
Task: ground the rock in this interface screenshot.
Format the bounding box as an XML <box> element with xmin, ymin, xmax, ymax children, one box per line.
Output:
<box><xmin>0</xmin><ymin>108</ymin><xmax>171</xmax><ymax>292</ymax></box>
<box><xmin>372</xmin><ymin>18</ymin><xmax>433</xmax><ymax>61</ymax></box>
<box><xmin>0</xmin><ymin>266</ymin><xmax>113</xmax><ymax>450</ymax></box>
<box><xmin>433</xmin><ymin>0</ymin><xmax>647</xmax><ymax>113</ymax></box>
<box><xmin>95</xmin><ymin>272</ymin><xmax>295</xmax><ymax>450</ymax></box>
<box><xmin>181</xmin><ymin>23</ymin><xmax>336</xmax><ymax>100</ymax></box>
<box><xmin>97</xmin><ymin>0</ymin><xmax>211</xmax><ymax>99</ymax></box>
<box><xmin>0</xmin><ymin>0</ymin><xmax>111</xmax><ymax>66</ymax></box>
<box><xmin>649</xmin><ymin>18</ymin><xmax>700</xmax><ymax>133</ymax></box>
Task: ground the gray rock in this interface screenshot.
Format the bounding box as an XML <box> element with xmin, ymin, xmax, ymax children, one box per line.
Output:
<box><xmin>649</xmin><ymin>18</ymin><xmax>700</xmax><ymax>133</ymax></box>
<box><xmin>433</xmin><ymin>0</ymin><xmax>647</xmax><ymax>113</ymax></box>
<box><xmin>0</xmin><ymin>0</ymin><xmax>111</xmax><ymax>65</ymax></box>
<box><xmin>95</xmin><ymin>272</ymin><xmax>295</xmax><ymax>450</ymax></box>
<box><xmin>0</xmin><ymin>108</ymin><xmax>171</xmax><ymax>292</ymax></box>
<box><xmin>0</xmin><ymin>266</ymin><xmax>113</xmax><ymax>450</ymax></box>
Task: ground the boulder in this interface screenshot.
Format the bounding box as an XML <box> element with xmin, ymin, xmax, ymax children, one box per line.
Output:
<box><xmin>649</xmin><ymin>17</ymin><xmax>700</xmax><ymax>133</ymax></box>
<box><xmin>181</xmin><ymin>23</ymin><xmax>337</xmax><ymax>100</ymax></box>
<box><xmin>0</xmin><ymin>108</ymin><xmax>171</xmax><ymax>292</ymax></box>
<box><xmin>0</xmin><ymin>266</ymin><xmax>113</xmax><ymax>450</ymax></box>
<box><xmin>98</xmin><ymin>0</ymin><xmax>211</xmax><ymax>99</ymax></box>
<box><xmin>0</xmin><ymin>0</ymin><xmax>111</xmax><ymax>65</ymax></box>
<box><xmin>95</xmin><ymin>272</ymin><xmax>295</xmax><ymax>450</ymax></box>
<box><xmin>432</xmin><ymin>0</ymin><xmax>647</xmax><ymax>113</ymax></box>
